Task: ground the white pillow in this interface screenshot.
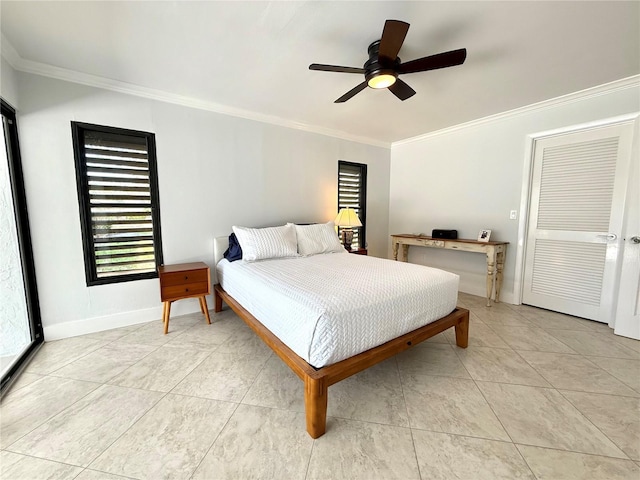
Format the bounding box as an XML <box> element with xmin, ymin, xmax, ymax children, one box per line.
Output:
<box><xmin>292</xmin><ymin>222</ymin><xmax>346</xmax><ymax>256</ymax></box>
<box><xmin>232</xmin><ymin>224</ymin><xmax>299</xmax><ymax>262</ymax></box>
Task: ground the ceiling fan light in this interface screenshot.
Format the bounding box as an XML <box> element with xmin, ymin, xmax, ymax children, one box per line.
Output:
<box><xmin>368</xmin><ymin>74</ymin><xmax>396</xmax><ymax>89</ymax></box>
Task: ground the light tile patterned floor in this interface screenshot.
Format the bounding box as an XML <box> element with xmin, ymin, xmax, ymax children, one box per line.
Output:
<box><xmin>1</xmin><ymin>293</ymin><xmax>639</xmax><ymax>479</ymax></box>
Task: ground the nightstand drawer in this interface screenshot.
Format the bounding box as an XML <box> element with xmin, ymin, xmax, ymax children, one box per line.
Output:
<box><xmin>160</xmin><ymin>269</ymin><xmax>209</xmax><ymax>287</ymax></box>
<box><xmin>161</xmin><ymin>281</ymin><xmax>209</xmax><ymax>301</ymax></box>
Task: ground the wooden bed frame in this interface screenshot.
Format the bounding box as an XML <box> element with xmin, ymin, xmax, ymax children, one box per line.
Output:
<box><xmin>214</xmin><ymin>283</ymin><xmax>469</xmax><ymax>439</ymax></box>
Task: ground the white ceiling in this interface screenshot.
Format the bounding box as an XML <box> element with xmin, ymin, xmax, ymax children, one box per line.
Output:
<box><xmin>1</xmin><ymin>1</ymin><xmax>638</xmax><ymax>145</ymax></box>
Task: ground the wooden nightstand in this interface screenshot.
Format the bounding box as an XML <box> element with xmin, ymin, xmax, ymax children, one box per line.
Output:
<box><xmin>158</xmin><ymin>262</ymin><xmax>211</xmax><ymax>334</ymax></box>
<box><xmin>349</xmin><ymin>248</ymin><xmax>368</xmax><ymax>255</ymax></box>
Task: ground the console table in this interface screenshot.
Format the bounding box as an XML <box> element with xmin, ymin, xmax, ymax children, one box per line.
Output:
<box><xmin>391</xmin><ymin>234</ymin><xmax>508</xmax><ymax>307</ymax></box>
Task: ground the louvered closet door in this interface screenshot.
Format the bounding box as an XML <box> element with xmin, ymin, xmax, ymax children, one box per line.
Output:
<box><xmin>523</xmin><ymin>122</ymin><xmax>634</xmax><ymax>323</ymax></box>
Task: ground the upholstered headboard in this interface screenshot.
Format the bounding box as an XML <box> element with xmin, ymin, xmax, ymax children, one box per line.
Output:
<box><xmin>212</xmin><ymin>235</ymin><xmax>229</xmax><ymax>285</ymax></box>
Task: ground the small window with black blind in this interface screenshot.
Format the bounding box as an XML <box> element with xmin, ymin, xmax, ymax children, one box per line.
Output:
<box><xmin>338</xmin><ymin>160</ymin><xmax>367</xmax><ymax>249</ymax></box>
<box><xmin>71</xmin><ymin>122</ymin><xmax>163</xmax><ymax>286</ymax></box>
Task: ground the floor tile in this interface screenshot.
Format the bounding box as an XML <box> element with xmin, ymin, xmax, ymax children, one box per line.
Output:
<box><xmin>477</xmin><ymin>382</ymin><xmax>626</xmax><ymax>457</ymax></box>
<box><xmin>327</xmin><ymin>360</ymin><xmax>409</xmax><ymax>427</ymax></box>
<box><xmin>50</xmin><ymin>342</ymin><xmax>157</xmax><ymax>383</ymax></box>
<box><xmin>2</xmin><ymin>372</ymin><xmax>44</xmax><ymax>397</ymax></box>
<box><xmin>444</xmin><ymin>321</ymin><xmax>511</xmax><ymax>348</ymax></box>
<box><xmin>109</xmin><ymin>346</ymin><xmax>210</xmax><ymax>392</ymax></box>
<box><xmin>192</xmin><ymin>404</ymin><xmax>313</xmax><ymax>480</ymax></box>
<box><xmin>82</xmin><ymin>324</ymin><xmax>145</xmax><ymax>342</ymax></box>
<box><xmin>214</xmin><ymin>329</ymin><xmax>273</xmax><ymax>356</ymax></box>
<box><xmin>473</xmin><ymin>309</ymin><xmax>533</xmax><ymax>327</ymax></box>
<box><xmin>490</xmin><ymin>325</ymin><xmax>576</xmax><ymax>353</ymax></box>
<box><xmin>545</xmin><ymin>330</ymin><xmax>639</xmax><ymax>359</ymax></box>
<box><xmin>397</xmin><ymin>343</ymin><xmax>471</xmax><ymax>380</ymax></box>
<box><xmin>586</xmin><ymin>356</ymin><xmax>640</xmax><ymax>393</ymax></box>
<box><xmin>611</xmin><ymin>334</ymin><xmax>640</xmax><ymax>354</ymax></box>
<box><xmin>8</xmin><ymin>384</ymin><xmax>162</xmax><ymax>467</ymax></box>
<box><xmin>517</xmin><ymin>307</ymin><xmax>597</xmax><ymax>331</ymax></box>
<box><xmin>164</xmin><ymin>319</ymin><xmax>236</xmax><ymax>351</ymax></box>
<box><xmin>561</xmin><ymin>390</ymin><xmax>640</xmax><ymax>461</ymax></box>
<box><xmin>306</xmin><ymin>418</ymin><xmax>420</xmax><ymax>480</ymax></box>
<box><xmin>115</xmin><ymin>316</ymin><xmax>195</xmax><ymax>347</ymax></box>
<box><xmin>172</xmin><ymin>350</ymin><xmax>269</xmax><ymax>402</ymax></box>
<box><xmin>0</xmin><ymin>450</ymin><xmax>83</xmax><ymax>479</ymax></box>
<box><xmin>456</xmin><ymin>346</ymin><xmax>550</xmax><ymax>387</ymax></box>
<box><xmin>0</xmin><ymin>376</ymin><xmax>99</xmax><ymax>449</ymax></box>
<box><xmin>75</xmin><ymin>469</ymin><xmax>138</xmax><ymax>479</ymax></box>
<box><xmin>403</xmin><ymin>374</ymin><xmax>509</xmax><ymax>441</ymax></box>
<box><xmin>517</xmin><ymin>444</ymin><xmax>640</xmax><ymax>480</ymax></box>
<box><xmin>242</xmin><ymin>355</ymin><xmax>305</xmax><ymax>412</ymax></box>
<box><xmin>519</xmin><ymin>351</ymin><xmax>639</xmax><ymax>396</ymax></box>
<box><xmin>412</xmin><ymin>430</ymin><xmax>535</xmax><ymax>480</ymax></box>
<box><xmin>90</xmin><ymin>394</ymin><xmax>235</xmax><ymax>479</ymax></box>
<box><xmin>25</xmin><ymin>337</ymin><xmax>108</xmax><ymax>375</ymax></box>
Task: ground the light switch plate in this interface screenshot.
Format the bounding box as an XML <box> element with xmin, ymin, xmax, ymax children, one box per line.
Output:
<box><xmin>510</xmin><ymin>210</ymin><xmax>518</xmax><ymax>220</ymax></box>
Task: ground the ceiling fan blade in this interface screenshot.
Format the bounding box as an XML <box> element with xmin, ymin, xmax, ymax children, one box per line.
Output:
<box><xmin>309</xmin><ymin>63</ymin><xmax>365</xmax><ymax>74</ymax></box>
<box><xmin>378</xmin><ymin>20</ymin><xmax>410</xmax><ymax>61</ymax></box>
<box><xmin>388</xmin><ymin>79</ymin><xmax>416</xmax><ymax>101</ymax></box>
<box><xmin>398</xmin><ymin>48</ymin><xmax>467</xmax><ymax>74</ymax></box>
<box><xmin>335</xmin><ymin>81</ymin><xmax>368</xmax><ymax>103</ymax></box>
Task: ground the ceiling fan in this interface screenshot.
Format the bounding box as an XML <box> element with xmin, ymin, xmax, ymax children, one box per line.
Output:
<box><xmin>309</xmin><ymin>20</ymin><xmax>467</xmax><ymax>103</ymax></box>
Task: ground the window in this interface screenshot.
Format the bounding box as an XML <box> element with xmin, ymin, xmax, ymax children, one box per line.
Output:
<box><xmin>338</xmin><ymin>161</ymin><xmax>367</xmax><ymax>249</ymax></box>
<box><xmin>71</xmin><ymin>122</ymin><xmax>163</xmax><ymax>286</ymax></box>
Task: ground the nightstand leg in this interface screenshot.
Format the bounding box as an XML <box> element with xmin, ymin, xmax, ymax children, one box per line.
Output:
<box><xmin>200</xmin><ymin>296</ymin><xmax>211</xmax><ymax>324</ymax></box>
<box><xmin>163</xmin><ymin>301</ymin><xmax>172</xmax><ymax>335</ymax></box>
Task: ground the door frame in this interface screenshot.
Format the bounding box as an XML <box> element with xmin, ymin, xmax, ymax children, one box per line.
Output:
<box><xmin>0</xmin><ymin>98</ymin><xmax>44</xmax><ymax>396</ymax></box>
<box><xmin>512</xmin><ymin>113</ymin><xmax>639</xmax><ymax>309</ymax></box>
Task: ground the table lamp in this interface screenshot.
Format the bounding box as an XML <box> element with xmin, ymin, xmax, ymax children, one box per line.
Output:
<box><xmin>334</xmin><ymin>208</ymin><xmax>362</xmax><ymax>251</ymax></box>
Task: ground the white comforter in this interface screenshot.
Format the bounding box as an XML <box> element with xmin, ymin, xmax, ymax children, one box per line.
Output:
<box><xmin>217</xmin><ymin>253</ymin><xmax>459</xmax><ymax>368</ymax></box>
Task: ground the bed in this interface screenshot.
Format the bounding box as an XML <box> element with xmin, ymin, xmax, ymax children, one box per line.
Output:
<box><xmin>212</xmin><ymin>234</ymin><xmax>470</xmax><ymax>438</ymax></box>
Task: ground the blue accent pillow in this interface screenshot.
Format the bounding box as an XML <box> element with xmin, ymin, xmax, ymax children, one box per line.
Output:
<box><xmin>223</xmin><ymin>233</ymin><xmax>243</xmax><ymax>262</ymax></box>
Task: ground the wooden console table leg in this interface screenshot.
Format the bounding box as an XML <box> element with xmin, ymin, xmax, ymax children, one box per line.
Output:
<box><xmin>392</xmin><ymin>242</ymin><xmax>399</xmax><ymax>261</ymax></box>
<box><xmin>486</xmin><ymin>251</ymin><xmax>496</xmax><ymax>307</ymax></box>
<box><xmin>200</xmin><ymin>296</ymin><xmax>211</xmax><ymax>324</ymax></box>
<box><xmin>495</xmin><ymin>250</ymin><xmax>505</xmax><ymax>303</ymax></box>
<box><xmin>401</xmin><ymin>244</ymin><xmax>409</xmax><ymax>262</ymax></box>
<box><xmin>163</xmin><ymin>301</ymin><xmax>172</xmax><ymax>335</ymax></box>
<box><xmin>304</xmin><ymin>376</ymin><xmax>328</xmax><ymax>439</ymax></box>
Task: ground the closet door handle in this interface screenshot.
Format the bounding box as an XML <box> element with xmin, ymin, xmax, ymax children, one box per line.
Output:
<box><xmin>596</xmin><ymin>233</ymin><xmax>617</xmax><ymax>241</ymax></box>
<box><xmin>630</xmin><ymin>236</ymin><xmax>640</xmax><ymax>244</ymax></box>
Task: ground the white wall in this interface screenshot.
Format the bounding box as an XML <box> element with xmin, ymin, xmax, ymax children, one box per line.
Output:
<box><xmin>389</xmin><ymin>83</ymin><xmax>640</xmax><ymax>304</ymax></box>
<box><xmin>1</xmin><ymin>57</ymin><xmax>19</xmax><ymax>108</ymax></box>
<box><xmin>16</xmin><ymin>72</ymin><xmax>390</xmax><ymax>339</ymax></box>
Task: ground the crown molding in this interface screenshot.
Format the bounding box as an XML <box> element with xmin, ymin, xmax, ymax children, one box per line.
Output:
<box><xmin>392</xmin><ymin>75</ymin><xmax>640</xmax><ymax>147</ymax></box>
<box><xmin>5</xmin><ymin>32</ymin><xmax>637</xmax><ymax>151</ymax></box>
<box><xmin>1</xmin><ymin>36</ymin><xmax>390</xmax><ymax>149</ymax></box>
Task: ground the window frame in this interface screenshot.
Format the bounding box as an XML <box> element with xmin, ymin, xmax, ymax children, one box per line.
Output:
<box><xmin>71</xmin><ymin>122</ymin><xmax>164</xmax><ymax>286</ymax></box>
<box><xmin>1</xmin><ymin>98</ymin><xmax>45</xmax><ymax>395</ymax></box>
<box><xmin>337</xmin><ymin>160</ymin><xmax>367</xmax><ymax>249</ymax></box>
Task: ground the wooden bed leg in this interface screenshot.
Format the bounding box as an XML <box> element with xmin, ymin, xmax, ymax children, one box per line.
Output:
<box><xmin>214</xmin><ymin>288</ymin><xmax>223</xmax><ymax>313</ymax></box>
<box><xmin>304</xmin><ymin>376</ymin><xmax>328</xmax><ymax>439</ymax></box>
<box><xmin>455</xmin><ymin>312</ymin><xmax>470</xmax><ymax>348</ymax></box>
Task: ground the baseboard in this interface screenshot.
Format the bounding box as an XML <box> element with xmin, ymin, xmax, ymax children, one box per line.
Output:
<box><xmin>43</xmin><ymin>296</ymin><xmax>211</xmax><ymax>341</ymax></box>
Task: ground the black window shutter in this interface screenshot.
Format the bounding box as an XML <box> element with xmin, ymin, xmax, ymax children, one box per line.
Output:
<box><xmin>338</xmin><ymin>161</ymin><xmax>367</xmax><ymax>249</ymax></box>
<box><xmin>72</xmin><ymin>122</ymin><xmax>163</xmax><ymax>285</ymax></box>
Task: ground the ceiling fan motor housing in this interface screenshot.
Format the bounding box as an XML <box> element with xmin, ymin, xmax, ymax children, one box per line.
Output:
<box><xmin>364</xmin><ymin>40</ymin><xmax>400</xmax><ymax>86</ymax></box>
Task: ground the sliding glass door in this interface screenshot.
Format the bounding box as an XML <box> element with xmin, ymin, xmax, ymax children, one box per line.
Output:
<box><xmin>0</xmin><ymin>98</ymin><xmax>43</xmax><ymax>394</ymax></box>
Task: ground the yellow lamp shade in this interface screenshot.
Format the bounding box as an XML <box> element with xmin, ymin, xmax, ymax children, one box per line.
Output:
<box><xmin>334</xmin><ymin>208</ymin><xmax>362</xmax><ymax>227</ymax></box>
